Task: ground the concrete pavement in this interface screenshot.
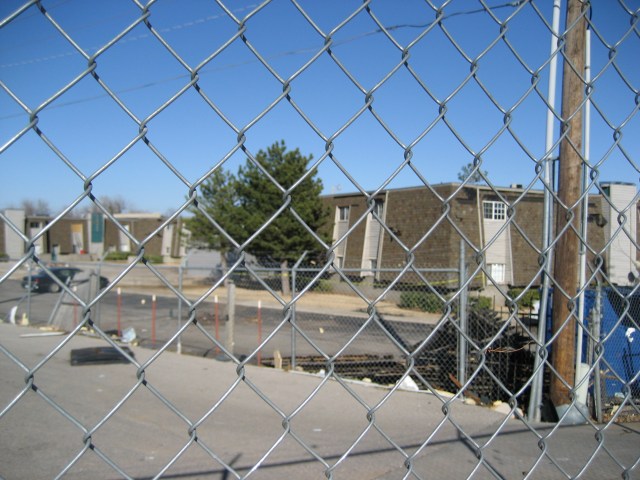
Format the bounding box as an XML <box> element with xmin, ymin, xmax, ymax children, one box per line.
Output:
<box><xmin>1</xmin><ymin>323</ymin><xmax>638</xmax><ymax>479</ymax></box>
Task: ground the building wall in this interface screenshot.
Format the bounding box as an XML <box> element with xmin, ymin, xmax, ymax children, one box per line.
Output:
<box><xmin>321</xmin><ymin>194</ymin><xmax>385</xmax><ymax>272</ymax></box>
<box><xmin>360</xmin><ymin>198</ymin><xmax>384</xmax><ymax>274</ymax></box>
<box><xmin>26</xmin><ymin>216</ymin><xmax>48</xmax><ymax>255</ymax></box>
<box><xmin>103</xmin><ymin>217</ymin><xmax>123</xmax><ymax>253</ymax></box>
<box><xmin>600</xmin><ymin>182</ymin><xmax>637</xmax><ymax>285</ymax></box>
<box><xmin>104</xmin><ymin>216</ymin><xmax>166</xmax><ymax>257</ymax></box>
<box><xmin>480</xmin><ymin>189</ymin><xmax>544</xmax><ymax>287</ymax></box>
<box><xmin>0</xmin><ymin>209</ymin><xmax>25</xmax><ymax>259</ymax></box>
<box><xmin>2</xmin><ymin>209</ymin><xmax>184</xmax><ymax>260</ymax></box>
<box><xmin>382</xmin><ymin>185</ymin><xmax>457</xmax><ymax>270</ymax></box>
<box><xmin>134</xmin><ymin>218</ymin><xmax>165</xmax><ymax>257</ymax></box>
<box><xmin>48</xmin><ymin>219</ymin><xmax>88</xmax><ymax>254</ymax></box>
<box><xmin>321</xmin><ymin>183</ymin><xmax>615</xmax><ymax>289</ymax></box>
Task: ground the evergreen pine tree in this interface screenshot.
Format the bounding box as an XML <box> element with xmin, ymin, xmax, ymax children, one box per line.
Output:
<box><xmin>235</xmin><ymin>141</ymin><xmax>329</xmax><ymax>294</ymax></box>
<box><xmin>187</xmin><ymin>141</ymin><xmax>330</xmax><ymax>294</ymax></box>
<box><xmin>187</xmin><ymin>168</ymin><xmax>239</xmax><ymax>276</ymax></box>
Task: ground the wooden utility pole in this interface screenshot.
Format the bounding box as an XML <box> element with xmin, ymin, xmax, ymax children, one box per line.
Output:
<box><xmin>550</xmin><ymin>0</ymin><xmax>588</xmax><ymax>409</ymax></box>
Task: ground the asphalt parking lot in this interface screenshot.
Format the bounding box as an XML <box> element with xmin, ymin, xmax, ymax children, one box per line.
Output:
<box><xmin>0</xmin><ymin>278</ymin><xmax>432</xmax><ymax>368</ymax></box>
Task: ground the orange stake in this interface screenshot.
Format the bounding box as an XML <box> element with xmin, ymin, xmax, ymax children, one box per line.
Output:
<box><xmin>151</xmin><ymin>295</ymin><xmax>157</xmax><ymax>348</ymax></box>
<box><xmin>117</xmin><ymin>287</ymin><xmax>122</xmax><ymax>337</ymax></box>
<box><xmin>257</xmin><ymin>300</ymin><xmax>262</xmax><ymax>366</ymax></box>
<box><xmin>214</xmin><ymin>295</ymin><xmax>220</xmax><ymax>355</ymax></box>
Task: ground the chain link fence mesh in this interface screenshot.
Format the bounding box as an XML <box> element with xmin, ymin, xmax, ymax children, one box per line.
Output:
<box><xmin>1</xmin><ymin>0</ymin><xmax>639</xmax><ymax>478</ymax></box>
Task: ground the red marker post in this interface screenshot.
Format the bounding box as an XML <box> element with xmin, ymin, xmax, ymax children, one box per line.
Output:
<box><xmin>151</xmin><ymin>295</ymin><xmax>157</xmax><ymax>348</ymax></box>
<box><xmin>257</xmin><ymin>300</ymin><xmax>262</xmax><ymax>366</ymax></box>
<box><xmin>214</xmin><ymin>295</ymin><xmax>220</xmax><ymax>355</ymax></box>
<box><xmin>117</xmin><ymin>287</ymin><xmax>122</xmax><ymax>337</ymax></box>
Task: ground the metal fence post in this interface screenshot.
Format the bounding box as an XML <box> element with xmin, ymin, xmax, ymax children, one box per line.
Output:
<box><xmin>291</xmin><ymin>251</ymin><xmax>308</xmax><ymax>371</ymax></box>
<box><xmin>26</xmin><ymin>260</ymin><xmax>32</xmax><ymax>323</ymax></box>
<box><xmin>95</xmin><ymin>251</ymin><xmax>108</xmax><ymax>328</ymax></box>
<box><xmin>291</xmin><ymin>263</ymin><xmax>297</xmax><ymax>370</ymax></box>
<box><xmin>592</xmin><ymin>283</ymin><xmax>603</xmax><ymax>423</ymax></box>
<box><xmin>226</xmin><ymin>281</ymin><xmax>236</xmax><ymax>356</ymax></box>
<box><xmin>95</xmin><ymin>259</ymin><xmax>101</xmax><ymax>327</ymax></box>
<box><xmin>527</xmin><ymin>0</ymin><xmax>562</xmax><ymax>424</ymax></box>
<box><xmin>177</xmin><ymin>263</ymin><xmax>183</xmax><ymax>355</ymax></box>
<box><xmin>458</xmin><ymin>240</ymin><xmax>468</xmax><ymax>387</ymax></box>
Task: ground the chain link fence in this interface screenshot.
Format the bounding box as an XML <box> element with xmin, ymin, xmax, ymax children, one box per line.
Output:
<box><xmin>1</xmin><ymin>0</ymin><xmax>640</xmax><ymax>478</ymax></box>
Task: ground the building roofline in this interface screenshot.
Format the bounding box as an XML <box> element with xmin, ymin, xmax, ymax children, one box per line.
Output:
<box><xmin>599</xmin><ymin>181</ymin><xmax>636</xmax><ymax>187</ymax></box>
<box><xmin>113</xmin><ymin>212</ymin><xmax>163</xmax><ymax>220</ymax></box>
<box><xmin>321</xmin><ymin>182</ymin><xmax>545</xmax><ymax>199</ymax></box>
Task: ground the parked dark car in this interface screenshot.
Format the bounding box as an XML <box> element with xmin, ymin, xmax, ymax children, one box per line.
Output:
<box><xmin>21</xmin><ymin>267</ymin><xmax>108</xmax><ymax>293</ymax></box>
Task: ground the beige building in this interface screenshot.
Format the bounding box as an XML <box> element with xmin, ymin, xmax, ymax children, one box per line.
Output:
<box><xmin>322</xmin><ymin>182</ymin><xmax>637</xmax><ymax>289</ymax></box>
<box><xmin>0</xmin><ymin>211</ymin><xmax>186</xmax><ymax>261</ymax></box>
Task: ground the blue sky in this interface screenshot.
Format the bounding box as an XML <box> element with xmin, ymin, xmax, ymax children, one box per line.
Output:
<box><xmin>1</xmin><ymin>0</ymin><xmax>638</xmax><ymax>215</ymax></box>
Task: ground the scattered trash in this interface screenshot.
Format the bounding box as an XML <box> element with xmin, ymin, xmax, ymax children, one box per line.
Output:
<box><xmin>9</xmin><ymin>306</ymin><xmax>17</xmax><ymax>325</ymax></box>
<box><xmin>121</xmin><ymin>327</ymin><xmax>137</xmax><ymax>344</ymax></box>
<box><xmin>20</xmin><ymin>332</ymin><xmax>66</xmax><ymax>338</ymax></box>
<box><xmin>273</xmin><ymin>350</ymin><xmax>283</xmax><ymax>369</ymax></box>
<box><xmin>397</xmin><ymin>376</ymin><xmax>420</xmax><ymax>392</ymax></box>
<box><xmin>434</xmin><ymin>389</ymin><xmax>456</xmax><ymax>399</ymax></box>
<box><xmin>70</xmin><ymin>346</ymin><xmax>135</xmax><ymax>366</ymax></box>
<box><xmin>448</xmin><ymin>373</ymin><xmax>482</xmax><ymax>405</ymax></box>
<box><xmin>491</xmin><ymin>401</ymin><xmax>521</xmax><ymax>418</ymax></box>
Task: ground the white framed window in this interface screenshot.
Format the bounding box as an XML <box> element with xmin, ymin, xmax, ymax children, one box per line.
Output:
<box><xmin>333</xmin><ymin>206</ymin><xmax>350</xmax><ymax>263</ymax></box>
<box><xmin>372</xmin><ymin>199</ymin><xmax>383</xmax><ymax>217</ymax></box>
<box><xmin>338</xmin><ymin>206</ymin><xmax>350</xmax><ymax>222</ymax></box>
<box><xmin>489</xmin><ymin>263</ymin><xmax>506</xmax><ymax>283</ymax></box>
<box><xmin>483</xmin><ymin>201</ymin><xmax>506</xmax><ymax>220</ymax></box>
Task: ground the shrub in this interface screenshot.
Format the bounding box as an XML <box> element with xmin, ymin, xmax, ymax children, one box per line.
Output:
<box><xmin>470</xmin><ymin>296</ymin><xmax>492</xmax><ymax>310</ymax></box>
<box><xmin>0</xmin><ymin>252</ymin><xmax>8</xmax><ymax>262</ymax></box>
<box><xmin>311</xmin><ymin>279</ymin><xmax>332</xmax><ymax>293</ymax></box>
<box><xmin>146</xmin><ymin>254</ymin><xmax>164</xmax><ymax>264</ymax></box>
<box><xmin>104</xmin><ymin>252</ymin><xmax>164</xmax><ymax>263</ymax></box>
<box><xmin>104</xmin><ymin>251</ymin><xmax>129</xmax><ymax>261</ymax></box>
<box><xmin>507</xmin><ymin>288</ymin><xmax>540</xmax><ymax>309</ymax></box>
<box><xmin>398</xmin><ymin>291</ymin><xmax>443</xmax><ymax>313</ymax></box>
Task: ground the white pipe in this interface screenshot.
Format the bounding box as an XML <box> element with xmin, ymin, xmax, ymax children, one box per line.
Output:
<box><xmin>575</xmin><ymin>25</ymin><xmax>591</xmax><ymax>390</ymax></box>
<box><xmin>529</xmin><ymin>0</ymin><xmax>562</xmax><ymax>423</ymax></box>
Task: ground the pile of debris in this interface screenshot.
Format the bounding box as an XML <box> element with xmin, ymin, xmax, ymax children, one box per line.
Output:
<box><xmin>263</xmin><ymin>309</ymin><xmax>536</xmax><ymax>408</ymax></box>
<box><xmin>408</xmin><ymin>308</ymin><xmax>535</xmax><ymax>405</ymax></box>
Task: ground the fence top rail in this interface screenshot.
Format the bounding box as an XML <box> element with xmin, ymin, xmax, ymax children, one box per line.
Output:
<box><xmin>291</xmin><ymin>267</ymin><xmax>460</xmax><ymax>274</ymax></box>
<box><xmin>38</xmin><ymin>261</ymin><xmax>460</xmax><ymax>274</ymax></box>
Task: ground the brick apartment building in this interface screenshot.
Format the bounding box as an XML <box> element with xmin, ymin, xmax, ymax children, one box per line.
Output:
<box><xmin>0</xmin><ymin>211</ymin><xmax>186</xmax><ymax>261</ymax></box>
<box><xmin>2</xmin><ymin>182</ymin><xmax>636</xmax><ymax>289</ymax></box>
<box><xmin>322</xmin><ymin>182</ymin><xmax>637</xmax><ymax>289</ymax></box>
